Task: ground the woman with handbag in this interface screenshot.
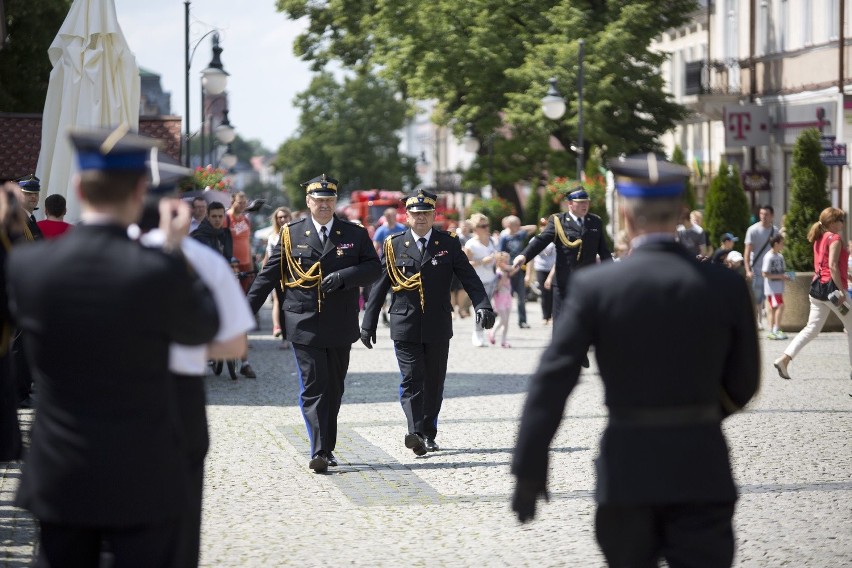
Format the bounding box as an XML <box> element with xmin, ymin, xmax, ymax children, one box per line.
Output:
<box><xmin>774</xmin><ymin>207</ymin><xmax>851</xmax><ymax>379</ymax></box>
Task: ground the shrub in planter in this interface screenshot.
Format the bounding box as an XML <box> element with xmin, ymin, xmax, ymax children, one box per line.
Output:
<box><xmin>784</xmin><ymin>128</ymin><xmax>830</xmax><ymax>271</ymax></box>
<box><xmin>704</xmin><ymin>162</ymin><xmax>750</xmax><ymax>251</ymax></box>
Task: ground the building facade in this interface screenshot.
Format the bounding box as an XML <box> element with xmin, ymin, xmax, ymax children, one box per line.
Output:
<box><xmin>655</xmin><ymin>0</ymin><xmax>849</xmax><ymax>217</ymax></box>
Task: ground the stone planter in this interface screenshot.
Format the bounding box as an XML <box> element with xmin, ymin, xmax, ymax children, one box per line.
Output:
<box><xmin>779</xmin><ymin>272</ymin><xmax>844</xmax><ymax>332</ymax></box>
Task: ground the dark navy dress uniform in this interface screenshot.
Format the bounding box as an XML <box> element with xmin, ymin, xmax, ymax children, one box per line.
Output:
<box><xmin>361</xmin><ymin>190</ymin><xmax>494</xmax><ymax>454</ymax></box>
<box><xmin>511</xmin><ymin>155</ymin><xmax>760</xmax><ymax>568</ymax></box>
<box><xmin>518</xmin><ymin>190</ymin><xmax>612</xmax><ymax>322</ymax></box>
<box><xmin>7</xmin><ymin>129</ymin><xmax>220</xmax><ymax>567</ymax></box>
<box><xmin>247</xmin><ymin>175</ymin><xmax>381</xmax><ymax>472</ymax></box>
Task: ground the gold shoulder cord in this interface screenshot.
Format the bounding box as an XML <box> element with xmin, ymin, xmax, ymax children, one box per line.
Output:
<box><xmin>384</xmin><ymin>238</ymin><xmax>424</xmax><ymax>312</ymax></box>
<box><xmin>551</xmin><ymin>213</ymin><xmax>583</xmax><ymax>261</ymax></box>
<box><xmin>280</xmin><ymin>225</ymin><xmax>324</xmax><ymax>311</ymax></box>
<box><xmin>0</xmin><ymin>231</ymin><xmax>11</xmax><ymax>355</ymax></box>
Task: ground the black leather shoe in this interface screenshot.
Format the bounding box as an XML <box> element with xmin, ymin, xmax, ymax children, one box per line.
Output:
<box><xmin>424</xmin><ymin>438</ymin><xmax>440</xmax><ymax>452</ymax></box>
<box><xmin>404</xmin><ymin>433</ymin><xmax>427</xmax><ymax>456</ymax></box>
<box><xmin>327</xmin><ymin>453</ymin><xmax>338</xmax><ymax>467</ymax></box>
<box><xmin>309</xmin><ymin>453</ymin><xmax>329</xmax><ymax>473</ymax></box>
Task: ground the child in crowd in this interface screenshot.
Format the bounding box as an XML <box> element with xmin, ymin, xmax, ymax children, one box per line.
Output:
<box><xmin>762</xmin><ymin>234</ymin><xmax>793</xmax><ymax>339</ymax></box>
<box><xmin>489</xmin><ymin>252</ymin><xmax>517</xmax><ymax>348</ymax></box>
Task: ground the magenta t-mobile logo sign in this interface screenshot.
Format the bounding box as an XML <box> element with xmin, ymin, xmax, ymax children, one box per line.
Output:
<box><xmin>724</xmin><ymin>105</ymin><xmax>770</xmax><ymax>147</ymax></box>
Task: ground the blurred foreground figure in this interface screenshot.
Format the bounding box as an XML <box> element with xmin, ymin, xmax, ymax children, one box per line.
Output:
<box><xmin>7</xmin><ymin>127</ymin><xmax>219</xmax><ymax>567</ymax></box>
<box><xmin>512</xmin><ymin>154</ymin><xmax>760</xmax><ymax>568</ymax></box>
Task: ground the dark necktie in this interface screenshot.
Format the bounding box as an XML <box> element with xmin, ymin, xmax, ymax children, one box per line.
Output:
<box><xmin>418</xmin><ymin>237</ymin><xmax>427</xmax><ymax>258</ymax></box>
<box><xmin>577</xmin><ymin>216</ymin><xmax>584</xmax><ymax>229</ymax></box>
<box><xmin>320</xmin><ymin>226</ymin><xmax>328</xmax><ymax>246</ymax></box>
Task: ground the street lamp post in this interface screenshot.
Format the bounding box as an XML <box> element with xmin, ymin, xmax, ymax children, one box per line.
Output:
<box><xmin>184</xmin><ymin>1</ymin><xmax>230</xmax><ymax>166</ymax></box>
<box><xmin>541</xmin><ymin>38</ymin><xmax>585</xmax><ymax>182</ymax></box>
<box><xmin>463</xmin><ymin>122</ymin><xmax>495</xmax><ymax>190</ymax></box>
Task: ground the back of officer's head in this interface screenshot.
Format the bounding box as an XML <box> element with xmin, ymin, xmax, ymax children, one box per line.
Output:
<box><xmin>70</xmin><ymin>126</ymin><xmax>159</xmax><ymax>206</ymax></box>
<box><xmin>608</xmin><ymin>153</ymin><xmax>689</xmax><ymax>230</ymax></box>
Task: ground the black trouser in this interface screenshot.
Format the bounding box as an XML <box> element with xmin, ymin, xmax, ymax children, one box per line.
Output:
<box><xmin>172</xmin><ymin>373</ymin><xmax>210</xmax><ymax>568</ymax></box>
<box><xmin>292</xmin><ymin>343</ymin><xmax>350</xmax><ymax>457</ymax></box>
<box><xmin>535</xmin><ymin>270</ymin><xmax>553</xmax><ymax>321</ymax></box>
<box><xmin>393</xmin><ymin>340</ymin><xmax>450</xmax><ymax>440</ymax></box>
<box><xmin>509</xmin><ymin>270</ymin><xmax>527</xmax><ymax>325</ymax></box>
<box><xmin>11</xmin><ymin>330</ymin><xmax>32</xmax><ymax>403</ymax></box>
<box><xmin>37</xmin><ymin>517</ymin><xmax>181</xmax><ymax>568</ymax></box>
<box><xmin>595</xmin><ymin>502</ymin><xmax>736</xmax><ymax>568</ymax></box>
<box><xmin>551</xmin><ymin>283</ymin><xmax>567</xmax><ymax>328</ymax></box>
<box><xmin>0</xmin><ymin>353</ymin><xmax>21</xmax><ymax>460</ymax></box>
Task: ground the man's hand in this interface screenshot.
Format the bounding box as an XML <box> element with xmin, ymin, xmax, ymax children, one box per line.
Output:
<box><xmin>476</xmin><ymin>308</ymin><xmax>496</xmax><ymax>329</ymax></box>
<box><xmin>360</xmin><ymin>328</ymin><xmax>376</xmax><ymax>349</ymax></box>
<box><xmin>512</xmin><ymin>254</ymin><xmax>526</xmax><ymax>269</ymax></box>
<box><xmin>159</xmin><ymin>198</ymin><xmax>191</xmax><ymax>252</ymax></box>
<box><xmin>320</xmin><ymin>272</ymin><xmax>344</xmax><ymax>294</ymax></box>
<box><xmin>511</xmin><ymin>478</ymin><xmax>549</xmax><ymax>524</ymax></box>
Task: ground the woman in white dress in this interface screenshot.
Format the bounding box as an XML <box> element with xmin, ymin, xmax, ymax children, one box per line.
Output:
<box><xmin>463</xmin><ymin>213</ymin><xmax>498</xmax><ymax>346</ymax></box>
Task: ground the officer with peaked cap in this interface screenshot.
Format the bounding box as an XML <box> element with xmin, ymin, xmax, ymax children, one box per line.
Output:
<box><xmin>7</xmin><ymin>126</ymin><xmax>220</xmax><ymax>566</ymax></box>
<box><xmin>15</xmin><ymin>174</ymin><xmax>44</xmax><ymax>241</ymax></box>
<box><xmin>361</xmin><ymin>190</ymin><xmax>495</xmax><ymax>455</ymax></box>
<box><xmin>512</xmin><ymin>187</ymin><xmax>612</xmax><ymax>325</ymax></box>
<box><xmin>10</xmin><ymin>174</ymin><xmax>43</xmax><ymax>407</ymax></box>
<box><xmin>247</xmin><ymin>173</ymin><xmax>381</xmax><ymax>473</ymax></box>
<box><xmin>511</xmin><ymin>154</ymin><xmax>760</xmax><ymax>567</ymax></box>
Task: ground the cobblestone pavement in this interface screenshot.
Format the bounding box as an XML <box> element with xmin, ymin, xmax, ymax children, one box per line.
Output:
<box><xmin>2</xmin><ymin>299</ymin><xmax>850</xmax><ymax>566</ymax></box>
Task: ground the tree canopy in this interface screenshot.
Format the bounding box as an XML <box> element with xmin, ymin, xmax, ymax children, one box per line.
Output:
<box><xmin>0</xmin><ymin>0</ymin><xmax>73</xmax><ymax>112</ymax></box>
<box><xmin>276</xmin><ymin>0</ymin><xmax>696</xmax><ymax>210</ymax></box>
<box><xmin>273</xmin><ymin>72</ymin><xmax>417</xmax><ymax>206</ymax></box>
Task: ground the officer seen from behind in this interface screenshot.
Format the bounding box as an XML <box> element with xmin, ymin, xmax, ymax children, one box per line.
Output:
<box><xmin>511</xmin><ymin>154</ymin><xmax>760</xmax><ymax>567</ymax></box>
<box><xmin>360</xmin><ymin>190</ymin><xmax>495</xmax><ymax>456</ymax></box>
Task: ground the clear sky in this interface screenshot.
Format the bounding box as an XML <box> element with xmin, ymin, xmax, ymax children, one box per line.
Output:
<box><xmin>113</xmin><ymin>0</ymin><xmax>313</xmax><ymax>152</ymax></box>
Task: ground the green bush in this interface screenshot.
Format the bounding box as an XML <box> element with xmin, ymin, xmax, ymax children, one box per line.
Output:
<box><xmin>523</xmin><ymin>185</ymin><xmax>542</xmax><ymax>226</ymax></box>
<box><xmin>671</xmin><ymin>145</ymin><xmax>697</xmax><ymax>210</ymax></box>
<box><xmin>784</xmin><ymin>129</ymin><xmax>830</xmax><ymax>271</ymax></box>
<box><xmin>467</xmin><ymin>197</ymin><xmax>516</xmax><ymax>231</ymax></box>
<box><xmin>704</xmin><ymin>162</ymin><xmax>750</xmax><ymax>251</ymax></box>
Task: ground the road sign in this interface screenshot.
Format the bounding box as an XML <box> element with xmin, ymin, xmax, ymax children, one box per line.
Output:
<box><xmin>821</xmin><ymin>142</ymin><xmax>847</xmax><ymax>166</ymax></box>
<box><xmin>820</xmin><ymin>135</ymin><xmax>837</xmax><ymax>151</ymax></box>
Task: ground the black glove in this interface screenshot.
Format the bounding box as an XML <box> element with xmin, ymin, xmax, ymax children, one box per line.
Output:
<box><xmin>360</xmin><ymin>328</ymin><xmax>376</xmax><ymax>349</ymax></box>
<box><xmin>320</xmin><ymin>272</ymin><xmax>344</xmax><ymax>294</ymax></box>
<box><xmin>476</xmin><ymin>308</ymin><xmax>496</xmax><ymax>329</ymax></box>
<box><xmin>244</xmin><ymin>198</ymin><xmax>266</xmax><ymax>212</ymax></box>
<box><xmin>511</xmin><ymin>478</ymin><xmax>549</xmax><ymax>524</ymax></box>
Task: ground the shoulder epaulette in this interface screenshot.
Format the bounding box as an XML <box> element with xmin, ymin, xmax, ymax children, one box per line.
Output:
<box><xmin>388</xmin><ymin>231</ymin><xmax>406</xmax><ymax>241</ymax></box>
<box><xmin>449</xmin><ymin>231</ymin><xmax>457</xmax><ymax>238</ymax></box>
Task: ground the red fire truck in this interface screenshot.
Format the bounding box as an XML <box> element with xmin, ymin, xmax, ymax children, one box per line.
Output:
<box><xmin>342</xmin><ymin>189</ymin><xmax>458</xmax><ymax>230</ymax></box>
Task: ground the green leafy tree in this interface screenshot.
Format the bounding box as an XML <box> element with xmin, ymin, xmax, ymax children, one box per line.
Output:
<box><xmin>671</xmin><ymin>145</ymin><xmax>697</xmax><ymax>210</ymax></box>
<box><xmin>784</xmin><ymin>129</ymin><xmax>830</xmax><ymax>271</ymax></box>
<box><xmin>273</xmin><ymin>72</ymin><xmax>418</xmax><ymax>206</ymax></box>
<box><xmin>276</xmin><ymin>0</ymin><xmax>695</xmax><ymax>209</ymax></box>
<box><xmin>704</xmin><ymin>162</ymin><xmax>750</xmax><ymax>251</ymax></box>
<box><xmin>467</xmin><ymin>196</ymin><xmax>515</xmax><ymax>232</ymax></box>
<box><xmin>0</xmin><ymin>0</ymin><xmax>73</xmax><ymax>111</ymax></box>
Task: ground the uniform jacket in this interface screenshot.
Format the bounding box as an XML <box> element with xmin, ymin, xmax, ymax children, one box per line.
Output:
<box><xmin>7</xmin><ymin>224</ymin><xmax>219</xmax><ymax>526</ymax></box>
<box><xmin>512</xmin><ymin>240</ymin><xmax>760</xmax><ymax>505</ymax></box>
<box><xmin>362</xmin><ymin>227</ymin><xmax>492</xmax><ymax>343</ymax></box>
<box><xmin>248</xmin><ymin>215</ymin><xmax>380</xmax><ymax>347</ymax></box>
<box><xmin>521</xmin><ymin>212</ymin><xmax>612</xmax><ymax>289</ymax></box>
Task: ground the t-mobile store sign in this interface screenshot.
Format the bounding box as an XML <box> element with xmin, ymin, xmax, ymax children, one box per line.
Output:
<box><xmin>724</xmin><ymin>105</ymin><xmax>770</xmax><ymax>147</ymax></box>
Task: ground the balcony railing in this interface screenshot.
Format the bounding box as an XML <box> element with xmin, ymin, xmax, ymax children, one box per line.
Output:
<box><xmin>684</xmin><ymin>59</ymin><xmax>742</xmax><ymax>96</ymax></box>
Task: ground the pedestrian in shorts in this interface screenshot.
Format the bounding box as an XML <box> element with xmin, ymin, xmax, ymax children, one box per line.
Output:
<box><xmin>762</xmin><ymin>234</ymin><xmax>793</xmax><ymax>339</ymax></box>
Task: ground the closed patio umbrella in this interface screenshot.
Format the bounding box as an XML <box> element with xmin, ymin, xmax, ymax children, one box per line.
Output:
<box><xmin>35</xmin><ymin>0</ymin><xmax>140</xmax><ymax>222</ymax></box>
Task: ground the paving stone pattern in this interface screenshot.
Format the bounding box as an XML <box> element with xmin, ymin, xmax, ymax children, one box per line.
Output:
<box><xmin>1</xmin><ymin>300</ymin><xmax>850</xmax><ymax>566</ymax></box>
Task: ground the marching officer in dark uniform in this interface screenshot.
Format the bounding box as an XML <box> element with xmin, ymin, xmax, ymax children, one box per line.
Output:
<box><xmin>16</xmin><ymin>174</ymin><xmax>44</xmax><ymax>241</ymax></box>
<box><xmin>511</xmin><ymin>154</ymin><xmax>760</xmax><ymax>567</ymax></box>
<box><xmin>512</xmin><ymin>188</ymin><xmax>612</xmax><ymax>323</ymax></box>
<box><xmin>7</xmin><ymin>127</ymin><xmax>220</xmax><ymax>566</ymax></box>
<box><xmin>360</xmin><ymin>190</ymin><xmax>495</xmax><ymax>456</ymax></box>
<box><xmin>247</xmin><ymin>174</ymin><xmax>381</xmax><ymax>473</ymax></box>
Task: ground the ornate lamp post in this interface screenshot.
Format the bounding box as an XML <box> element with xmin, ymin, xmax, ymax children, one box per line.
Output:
<box><xmin>541</xmin><ymin>38</ymin><xmax>585</xmax><ymax>182</ymax></box>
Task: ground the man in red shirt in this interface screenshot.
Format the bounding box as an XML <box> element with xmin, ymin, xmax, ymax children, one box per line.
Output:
<box><xmin>37</xmin><ymin>195</ymin><xmax>73</xmax><ymax>239</ymax></box>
